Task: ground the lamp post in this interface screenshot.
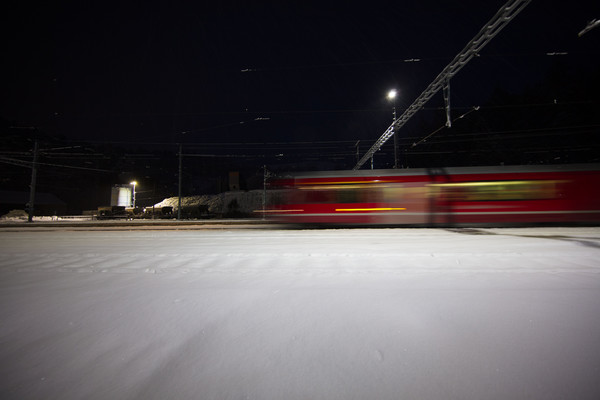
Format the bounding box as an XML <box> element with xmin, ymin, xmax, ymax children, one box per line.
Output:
<box><xmin>130</xmin><ymin>181</ymin><xmax>137</xmax><ymax>208</ymax></box>
<box><xmin>387</xmin><ymin>89</ymin><xmax>398</xmax><ymax>168</ymax></box>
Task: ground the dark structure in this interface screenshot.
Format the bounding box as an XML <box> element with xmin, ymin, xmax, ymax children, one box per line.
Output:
<box><xmin>0</xmin><ymin>190</ymin><xmax>66</xmax><ymax>217</ymax></box>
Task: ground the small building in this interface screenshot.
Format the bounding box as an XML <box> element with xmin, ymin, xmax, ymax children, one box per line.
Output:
<box><xmin>111</xmin><ymin>185</ymin><xmax>134</xmax><ymax>207</ymax></box>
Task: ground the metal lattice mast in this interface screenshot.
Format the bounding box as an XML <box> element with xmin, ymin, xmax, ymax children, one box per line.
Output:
<box><xmin>353</xmin><ymin>0</ymin><xmax>532</xmax><ymax>170</ymax></box>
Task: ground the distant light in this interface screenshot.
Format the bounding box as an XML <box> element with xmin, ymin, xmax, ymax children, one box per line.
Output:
<box><xmin>130</xmin><ymin>181</ymin><xmax>137</xmax><ymax>186</ymax></box>
<box><xmin>387</xmin><ymin>89</ymin><xmax>397</xmax><ymax>100</ymax></box>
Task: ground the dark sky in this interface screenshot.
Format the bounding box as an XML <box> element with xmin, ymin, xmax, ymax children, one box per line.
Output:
<box><xmin>2</xmin><ymin>0</ymin><xmax>599</xmax><ymax>148</ymax></box>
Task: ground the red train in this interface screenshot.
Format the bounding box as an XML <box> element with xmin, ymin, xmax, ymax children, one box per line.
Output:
<box><xmin>265</xmin><ymin>164</ymin><xmax>600</xmax><ymax>226</ymax></box>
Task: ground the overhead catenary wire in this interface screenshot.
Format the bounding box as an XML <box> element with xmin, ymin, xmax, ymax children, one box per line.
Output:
<box><xmin>0</xmin><ymin>155</ymin><xmax>111</xmax><ymax>172</ymax></box>
<box><xmin>34</xmin><ymin>119</ymin><xmax>596</xmax><ymax>162</ymax></box>
<box><xmin>411</xmin><ymin>106</ymin><xmax>480</xmax><ymax>148</ymax></box>
<box><xmin>354</xmin><ymin>0</ymin><xmax>532</xmax><ymax>170</ymax></box>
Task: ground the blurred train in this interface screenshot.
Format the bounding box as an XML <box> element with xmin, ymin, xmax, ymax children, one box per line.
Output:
<box><xmin>265</xmin><ymin>164</ymin><xmax>600</xmax><ymax>227</ymax></box>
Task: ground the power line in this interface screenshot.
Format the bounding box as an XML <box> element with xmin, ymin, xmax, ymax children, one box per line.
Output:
<box><xmin>0</xmin><ymin>155</ymin><xmax>111</xmax><ymax>172</ymax></box>
<box><xmin>412</xmin><ymin>107</ymin><xmax>480</xmax><ymax>148</ymax></box>
<box><xmin>35</xmin><ymin>162</ymin><xmax>111</xmax><ymax>172</ymax></box>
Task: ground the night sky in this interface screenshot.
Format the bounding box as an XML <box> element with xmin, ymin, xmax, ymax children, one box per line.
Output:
<box><xmin>3</xmin><ymin>1</ymin><xmax>598</xmax><ymax>144</ymax></box>
<box><xmin>1</xmin><ymin>1</ymin><xmax>600</xmax><ymax>211</ymax></box>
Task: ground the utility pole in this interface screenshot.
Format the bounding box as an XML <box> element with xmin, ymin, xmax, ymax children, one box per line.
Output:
<box><xmin>152</xmin><ymin>183</ymin><xmax>156</xmax><ymax>220</ymax></box>
<box><xmin>178</xmin><ymin>143</ymin><xmax>182</xmax><ymax>220</ymax></box>
<box><xmin>262</xmin><ymin>165</ymin><xmax>268</xmax><ymax>220</ymax></box>
<box><xmin>387</xmin><ymin>89</ymin><xmax>398</xmax><ymax>168</ymax></box>
<box><xmin>27</xmin><ymin>141</ymin><xmax>39</xmax><ymax>223</ymax></box>
<box><xmin>392</xmin><ymin>103</ymin><xmax>398</xmax><ymax>168</ymax></box>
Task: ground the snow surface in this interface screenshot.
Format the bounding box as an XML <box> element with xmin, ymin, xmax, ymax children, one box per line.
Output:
<box><xmin>1</xmin><ymin>227</ymin><xmax>600</xmax><ymax>399</ymax></box>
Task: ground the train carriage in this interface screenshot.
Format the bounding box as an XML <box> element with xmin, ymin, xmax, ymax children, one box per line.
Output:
<box><xmin>265</xmin><ymin>164</ymin><xmax>600</xmax><ymax>227</ymax></box>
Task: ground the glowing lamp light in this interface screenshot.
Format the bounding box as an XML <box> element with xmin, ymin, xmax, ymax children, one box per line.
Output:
<box><xmin>387</xmin><ymin>89</ymin><xmax>397</xmax><ymax>100</ymax></box>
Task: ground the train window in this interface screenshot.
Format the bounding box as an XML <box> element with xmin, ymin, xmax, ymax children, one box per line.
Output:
<box><xmin>292</xmin><ymin>182</ymin><xmax>409</xmax><ymax>204</ymax></box>
<box><xmin>304</xmin><ymin>190</ymin><xmax>335</xmax><ymax>203</ymax></box>
<box><xmin>430</xmin><ymin>180</ymin><xmax>560</xmax><ymax>201</ymax></box>
<box><xmin>356</xmin><ymin>187</ymin><xmax>378</xmax><ymax>203</ymax></box>
<box><xmin>382</xmin><ymin>186</ymin><xmax>403</xmax><ymax>202</ymax></box>
<box><xmin>269</xmin><ymin>190</ymin><xmax>286</xmax><ymax>206</ymax></box>
<box><xmin>338</xmin><ymin>189</ymin><xmax>358</xmax><ymax>203</ymax></box>
<box><xmin>288</xmin><ymin>190</ymin><xmax>304</xmax><ymax>204</ymax></box>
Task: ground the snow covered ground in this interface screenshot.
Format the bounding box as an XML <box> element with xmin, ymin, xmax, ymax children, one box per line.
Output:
<box><xmin>1</xmin><ymin>227</ymin><xmax>600</xmax><ymax>400</ymax></box>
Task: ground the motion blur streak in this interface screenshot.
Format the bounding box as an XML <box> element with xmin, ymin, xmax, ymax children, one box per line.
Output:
<box><xmin>267</xmin><ymin>164</ymin><xmax>600</xmax><ymax>227</ymax></box>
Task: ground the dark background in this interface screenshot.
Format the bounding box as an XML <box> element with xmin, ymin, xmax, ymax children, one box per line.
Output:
<box><xmin>1</xmin><ymin>1</ymin><xmax>599</xmax><ymax>213</ymax></box>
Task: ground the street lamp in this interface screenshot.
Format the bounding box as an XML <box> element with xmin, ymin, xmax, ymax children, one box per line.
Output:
<box><xmin>387</xmin><ymin>89</ymin><xmax>398</xmax><ymax>168</ymax></box>
<box><xmin>387</xmin><ymin>89</ymin><xmax>397</xmax><ymax>101</ymax></box>
<box><xmin>130</xmin><ymin>181</ymin><xmax>137</xmax><ymax>208</ymax></box>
